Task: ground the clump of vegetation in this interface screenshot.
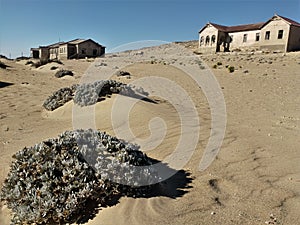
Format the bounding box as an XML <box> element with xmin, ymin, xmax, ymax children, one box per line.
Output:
<box><xmin>55</xmin><ymin>69</ymin><xmax>73</xmax><ymax>78</ymax></box>
<box><xmin>217</xmin><ymin>62</ymin><xmax>222</xmax><ymax>66</ymax></box>
<box><xmin>228</xmin><ymin>66</ymin><xmax>235</xmax><ymax>73</ymax></box>
<box><xmin>0</xmin><ymin>61</ymin><xmax>7</xmax><ymax>69</ymax></box>
<box><xmin>25</xmin><ymin>61</ymin><xmax>34</xmax><ymax>65</ymax></box>
<box><xmin>33</xmin><ymin>59</ymin><xmax>63</xmax><ymax>68</ymax></box>
<box><xmin>50</xmin><ymin>66</ymin><xmax>58</xmax><ymax>70</ymax></box>
<box><xmin>0</xmin><ymin>129</ymin><xmax>159</xmax><ymax>225</ymax></box>
<box><xmin>212</xmin><ymin>64</ymin><xmax>217</xmax><ymax>69</ymax></box>
<box><xmin>116</xmin><ymin>70</ymin><xmax>131</xmax><ymax>77</ymax></box>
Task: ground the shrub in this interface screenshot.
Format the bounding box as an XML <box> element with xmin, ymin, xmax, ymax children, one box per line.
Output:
<box><xmin>33</xmin><ymin>59</ymin><xmax>63</xmax><ymax>68</ymax></box>
<box><xmin>50</xmin><ymin>66</ymin><xmax>58</xmax><ymax>70</ymax></box>
<box><xmin>116</xmin><ymin>70</ymin><xmax>131</xmax><ymax>77</ymax></box>
<box><xmin>25</xmin><ymin>61</ymin><xmax>34</xmax><ymax>65</ymax></box>
<box><xmin>0</xmin><ymin>61</ymin><xmax>7</xmax><ymax>69</ymax></box>
<box><xmin>212</xmin><ymin>64</ymin><xmax>217</xmax><ymax>69</ymax></box>
<box><xmin>217</xmin><ymin>62</ymin><xmax>222</xmax><ymax>66</ymax></box>
<box><xmin>0</xmin><ymin>129</ymin><xmax>158</xmax><ymax>225</ymax></box>
<box><xmin>55</xmin><ymin>69</ymin><xmax>73</xmax><ymax>78</ymax></box>
<box><xmin>228</xmin><ymin>66</ymin><xmax>235</xmax><ymax>73</ymax></box>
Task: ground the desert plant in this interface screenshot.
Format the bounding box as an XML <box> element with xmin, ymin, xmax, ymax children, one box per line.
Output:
<box><xmin>0</xmin><ymin>61</ymin><xmax>7</xmax><ymax>69</ymax></box>
<box><xmin>55</xmin><ymin>69</ymin><xmax>73</xmax><ymax>78</ymax></box>
<box><xmin>217</xmin><ymin>62</ymin><xmax>222</xmax><ymax>66</ymax></box>
<box><xmin>0</xmin><ymin>129</ymin><xmax>158</xmax><ymax>225</ymax></box>
<box><xmin>228</xmin><ymin>66</ymin><xmax>235</xmax><ymax>73</ymax></box>
<box><xmin>212</xmin><ymin>64</ymin><xmax>217</xmax><ymax>69</ymax></box>
<box><xmin>25</xmin><ymin>61</ymin><xmax>34</xmax><ymax>65</ymax></box>
<box><xmin>50</xmin><ymin>66</ymin><xmax>58</xmax><ymax>70</ymax></box>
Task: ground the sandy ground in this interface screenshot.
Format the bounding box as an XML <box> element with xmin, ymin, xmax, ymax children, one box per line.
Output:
<box><xmin>0</xmin><ymin>43</ymin><xmax>300</xmax><ymax>224</ymax></box>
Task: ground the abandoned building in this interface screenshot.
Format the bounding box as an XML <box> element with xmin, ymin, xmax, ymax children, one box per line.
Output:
<box><xmin>198</xmin><ymin>14</ymin><xmax>300</xmax><ymax>53</ymax></box>
<box><xmin>31</xmin><ymin>38</ymin><xmax>105</xmax><ymax>60</ymax></box>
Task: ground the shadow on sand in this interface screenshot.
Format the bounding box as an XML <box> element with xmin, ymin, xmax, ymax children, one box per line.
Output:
<box><xmin>75</xmin><ymin>163</ymin><xmax>193</xmax><ymax>224</ymax></box>
<box><xmin>0</xmin><ymin>82</ymin><xmax>13</xmax><ymax>89</ymax></box>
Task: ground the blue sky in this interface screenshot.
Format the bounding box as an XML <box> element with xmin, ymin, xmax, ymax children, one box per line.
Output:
<box><xmin>0</xmin><ymin>0</ymin><xmax>299</xmax><ymax>58</ymax></box>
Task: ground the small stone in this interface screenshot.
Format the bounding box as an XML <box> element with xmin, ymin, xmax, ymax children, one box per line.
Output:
<box><xmin>211</xmin><ymin>211</ymin><xmax>216</xmax><ymax>215</ymax></box>
<box><xmin>2</xmin><ymin>125</ymin><xmax>9</xmax><ymax>131</ymax></box>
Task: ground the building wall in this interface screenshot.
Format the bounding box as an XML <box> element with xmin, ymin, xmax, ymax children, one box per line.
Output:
<box><xmin>58</xmin><ymin>44</ymin><xmax>68</xmax><ymax>60</ymax></box>
<box><xmin>229</xmin><ymin>30</ymin><xmax>261</xmax><ymax>50</ymax></box>
<box><xmin>260</xmin><ymin>19</ymin><xmax>290</xmax><ymax>51</ymax></box>
<box><xmin>287</xmin><ymin>25</ymin><xmax>300</xmax><ymax>51</ymax></box>
<box><xmin>199</xmin><ymin>25</ymin><xmax>218</xmax><ymax>53</ymax></box>
<box><xmin>77</xmin><ymin>41</ymin><xmax>105</xmax><ymax>58</ymax></box>
<box><xmin>49</xmin><ymin>47</ymin><xmax>59</xmax><ymax>60</ymax></box>
<box><xmin>39</xmin><ymin>47</ymin><xmax>49</xmax><ymax>60</ymax></box>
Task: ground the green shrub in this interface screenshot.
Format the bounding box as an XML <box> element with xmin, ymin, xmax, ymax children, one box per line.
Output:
<box><xmin>228</xmin><ymin>66</ymin><xmax>235</xmax><ymax>73</ymax></box>
<box><xmin>212</xmin><ymin>64</ymin><xmax>217</xmax><ymax>69</ymax></box>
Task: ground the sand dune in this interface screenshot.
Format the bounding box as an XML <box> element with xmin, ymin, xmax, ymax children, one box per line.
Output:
<box><xmin>1</xmin><ymin>43</ymin><xmax>300</xmax><ymax>224</ymax></box>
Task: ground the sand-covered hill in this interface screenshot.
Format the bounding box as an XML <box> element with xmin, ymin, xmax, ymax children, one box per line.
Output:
<box><xmin>0</xmin><ymin>43</ymin><xmax>300</xmax><ymax>224</ymax></box>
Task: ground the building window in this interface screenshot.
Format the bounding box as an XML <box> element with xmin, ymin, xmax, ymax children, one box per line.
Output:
<box><xmin>265</xmin><ymin>31</ymin><xmax>270</xmax><ymax>40</ymax></box>
<box><xmin>205</xmin><ymin>35</ymin><xmax>210</xmax><ymax>45</ymax></box>
<box><xmin>255</xmin><ymin>33</ymin><xmax>260</xmax><ymax>41</ymax></box>
<box><xmin>211</xmin><ymin>35</ymin><xmax>216</xmax><ymax>45</ymax></box>
<box><xmin>200</xmin><ymin>36</ymin><xmax>204</xmax><ymax>46</ymax></box>
<box><xmin>278</xmin><ymin>30</ymin><xmax>283</xmax><ymax>39</ymax></box>
<box><xmin>243</xmin><ymin>34</ymin><xmax>248</xmax><ymax>42</ymax></box>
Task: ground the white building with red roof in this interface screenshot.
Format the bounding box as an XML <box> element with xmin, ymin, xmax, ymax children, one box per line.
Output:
<box><xmin>198</xmin><ymin>14</ymin><xmax>300</xmax><ymax>52</ymax></box>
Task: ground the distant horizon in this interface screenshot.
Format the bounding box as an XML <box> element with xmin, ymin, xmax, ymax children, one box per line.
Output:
<box><xmin>0</xmin><ymin>0</ymin><xmax>299</xmax><ymax>58</ymax></box>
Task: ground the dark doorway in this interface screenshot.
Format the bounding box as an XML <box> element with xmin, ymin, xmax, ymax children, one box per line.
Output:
<box><xmin>93</xmin><ymin>49</ymin><xmax>97</xmax><ymax>56</ymax></box>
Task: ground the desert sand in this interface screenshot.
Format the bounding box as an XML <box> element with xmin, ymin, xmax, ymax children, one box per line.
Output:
<box><xmin>0</xmin><ymin>42</ymin><xmax>300</xmax><ymax>224</ymax></box>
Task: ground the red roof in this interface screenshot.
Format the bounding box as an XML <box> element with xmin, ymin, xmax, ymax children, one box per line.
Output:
<box><xmin>277</xmin><ymin>15</ymin><xmax>300</xmax><ymax>27</ymax></box>
<box><xmin>199</xmin><ymin>14</ymin><xmax>300</xmax><ymax>33</ymax></box>
<box><xmin>210</xmin><ymin>22</ymin><xmax>264</xmax><ymax>32</ymax></box>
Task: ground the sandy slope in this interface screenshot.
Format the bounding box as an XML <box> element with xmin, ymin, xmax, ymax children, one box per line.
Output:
<box><xmin>0</xmin><ymin>44</ymin><xmax>300</xmax><ymax>224</ymax></box>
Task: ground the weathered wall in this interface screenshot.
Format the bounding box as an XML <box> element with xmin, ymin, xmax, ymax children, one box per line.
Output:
<box><xmin>260</xmin><ymin>19</ymin><xmax>289</xmax><ymax>51</ymax></box>
<box><xmin>77</xmin><ymin>41</ymin><xmax>105</xmax><ymax>58</ymax></box>
<box><xmin>199</xmin><ymin>24</ymin><xmax>218</xmax><ymax>53</ymax></box>
<box><xmin>49</xmin><ymin>48</ymin><xmax>59</xmax><ymax>60</ymax></box>
<box><xmin>58</xmin><ymin>44</ymin><xmax>68</xmax><ymax>60</ymax></box>
<box><xmin>39</xmin><ymin>47</ymin><xmax>49</xmax><ymax>60</ymax></box>
<box><xmin>229</xmin><ymin>30</ymin><xmax>260</xmax><ymax>49</ymax></box>
<box><xmin>287</xmin><ymin>25</ymin><xmax>300</xmax><ymax>51</ymax></box>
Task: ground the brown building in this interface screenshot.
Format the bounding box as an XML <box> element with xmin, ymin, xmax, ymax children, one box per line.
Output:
<box><xmin>31</xmin><ymin>38</ymin><xmax>105</xmax><ymax>60</ymax></box>
<box><xmin>198</xmin><ymin>14</ymin><xmax>300</xmax><ymax>53</ymax></box>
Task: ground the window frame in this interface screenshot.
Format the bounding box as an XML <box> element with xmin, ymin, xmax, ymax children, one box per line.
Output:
<box><xmin>265</xmin><ymin>31</ymin><xmax>270</xmax><ymax>40</ymax></box>
<box><xmin>255</xmin><ymin>33</ymin><xmax>260</xmax><ymax>41</ymax></box>
<box><xmin>277</xmin><ymin>30</ymin><xmax>283</xmax><ymax>39</ymax></box>
<box><xmin>205</xmin><ymin>35</ymin><xmax>210</xmax><ymax>46</ymax></box>
<box><xmin>211</xmin><ymin>35</ymin><xmax>216</xmax><ymax>45</ymax></box>
<box><xmin>243</xmin><ymin>34</ymin><xmax>248</xmax><ymax>43</ymax></box>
